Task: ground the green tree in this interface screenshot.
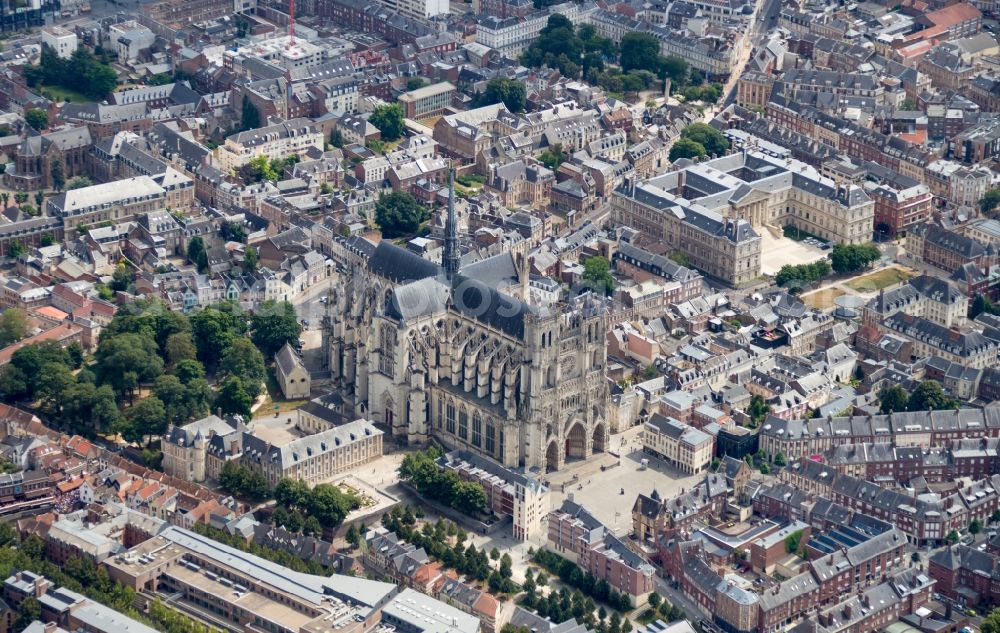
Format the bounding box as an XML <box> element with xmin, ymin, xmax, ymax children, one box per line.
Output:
<box><xmin>174</xmin><ymin>359</ymin><xmax>205</xmax><ymax>384</ymax></box>
<box><xmin>244</xmin><ymin>245</ymin><xmax>259</xmax><ymax>274</ymax></box>
<box><xmin>13</xmin><ymin>595</ymin><xmax>40</xmax><ymax>633</ymax></box>
<box><xmin>190</xmin><ymin>303</ymin><xmax>247</xmax><ymax>371</ymax></box>
<box><xmin>946</xmin><ymin>530</ymin><xmax>960</xmax><ymax>545</ymax></box>
<box><xmin>984</xmin><ymin>607</ymin><xmax>1000</xmax><ymax>633</ymax></box>
<box><xmin>680</xmin><ymin>123</ymin><xmax>729</xmax><ymax>157</ymax></box>
<box><xmin>879</xmin><ymin>385</ymin><xmax>909</xmax><ymax>414</ymax></box>
<box><xmin>582</xmin><ymin>256</ymin><xmax>615</xmax><ymax>295</ymax></box>
<box><xmin>91</xmin><ymin>384</ymin><xmax>121</xmax><ymax>432</ymax></box>
<box><xmin>375</xmin><ymin>190</ymin><xmax>428</xmax><ymax>238</ymax></box>
<box><xmin>478</xmin><ymin>78</ymin><xmax>527</xmax><ymax>113</ymax></box>
<box><xmin>669</xmin><ymin>138</ymin><xmax>706</xmax><ymax>162</ymax></box>
<box><xmin>370</xmin><ymin>103</ymin><xmax>405</xmax><ymax>141</ymax></box>
<box><xmin>154</xmin><ymin>374</ymin><xmax>191</xmax><ymax>425</ymax></box>
<box><xmin>0</xmin><ymin>308</ymin><xmax>29</xmax><ymax>347</ymax></box>
<box><xmin>221</xmin><ymin>221</ymin><xmax>248</xmax><ymax>242</ymax></box>
<box><xmin>66</xmin><ymin>175</ymin><xmax>93</xmax><ymax>190</ymax></box>
<box><xmin>330</xmin><ymin>128</ymin><xmax>345</xmax><ymax>148</ymax></box>
<box><xmin>216</xmin><ymin>376</ymin><xmax>253</xmax><ymax>418</ymax></box>
<box><xmin>219</xmin><ymin>338</ymin><xmax>266</xmax><ymax>399</ymax></box>
<box><xmin>241</xmin><ymin>95</ymin><xmax>260</xmax><ymax>130</ymax></box>
<box><xmin>746</xmin><ymin>395</ymin><xmax>771</xmax><ymax>427</ymax></box>
<box><xmin>907</xmin><ymin>380</ymin><xmax>958</xmax><ymax>412</ymax></box>
<box><xmin>95</xmin><ymin>333</ymin><xmax>163</xmax><ymax>402</ymax></box>
<box><xmin>539</xmin><ymin>143</ymin><xmax>566</xmax><ymax>171</ymax></box>
<box><xmin>971</xmin><ymin>519</ymin><xmax>983</xmax><ymax>535</ymax></box>
<box><xmin>50</xmin><ymin>159</ymin><xmax>65</xmax><ymax>190</ymax></box>
<box><xmin>830</xmin><ymin>242</ymin><xmax>881</xmax><ymax>274</ymax></box>
<box><xmin>981</xmin><ymin>188</ymin><xmax>1000</xmax><ymax>215</ymax></box>
<box><xmin>7</xmin><ymin>240</ymin><xmax>25</xmax><ymax>258</ymax></box>
<box><xmin>784</xmin><ymin>529</ymin><xmax>804</xmax><ymax>554</ymax></box>
<box><xmin>25</xmin><ymin>108</ymin><xmax>48</xmax><ymax>130</ymax></box>
<box><xmin>620</xmin><ymin>32</ymin><xmax>662</xmax><ymax>73</ymax></box>
<box><xmin>773</xmin><ymin>452</ymin><xmax>786</xmax><ymax>467</ymax></box>
<box><xmin>187</xmin><ymin>237</ymin><xmax>206</xmax><ymax>270</ymax></box>
<box><xmin>660</xmin><ymin>56</ymin><xmax>689</xmax><ymax>83</ymax></box>
<box><xmin>520</xmin><ymin>15</ymin><xmax>584</xmax><ymax>78</ymax></box>
<box><xmin>346</xmin><ymin>524</ymin><xmax>360</xmax><ymax>546</ymax></box>
<box><xmin>13</xmin><ymin>192</ymin><xmax>27</xmax><ymax>205</ymax></box>
<box><xmin>970</xmin><ymin>294</ymin><xmax>1000</xmax><ymax>319</ymax></box>
<box><xmin>251</xmin><ymin>300</ymin><xmax>302</xmax><ymax>358</ymax></box>
<box><xmin>219</xmin><ymin>460</ymin><xmax>270</xmax><ymax>501</ymax></box>
<box><xmin>125</xmin><ymin>395</ymin><xmax>167</xmax><ymax>444</ymax></box>
<box><xmin>165</xmin><ymin>332</ymin><xmax>197</xmax><ymax>366</ymax></box>
<box><xmin>406</xmin><ymin>77</ymin><xmax>427</xmax><ymax>91</ymax></box>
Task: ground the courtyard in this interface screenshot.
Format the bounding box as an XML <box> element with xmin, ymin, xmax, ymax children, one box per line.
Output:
<box><xmin>759</xmin><ymin>227</ymin><xmax>829</xmax><ymax>276</ymax></box>
<box><xmin>544</xmin><ymin>424</ymin><xmax>708</xmax><ymax>536</ymax></box>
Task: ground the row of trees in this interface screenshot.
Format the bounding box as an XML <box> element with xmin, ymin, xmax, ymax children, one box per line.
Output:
<box><xmin>191</xmin><ymin>522</ymin><xmax>329</xmax><ymax>576</ymax></box>
<box><xmin>879</xmin><ymin>380</ymin><xmax>960</xmax><ymax>414</ymax></box>
<box><xmin>381</xmin><ymin>505</ymin><xmax>500</xmax><ymax>584</ymax></box>
<box><xmin>775</xmin><ymin>261</ymin><xmax>832</xmax><ymax>289</ymax></box>
<box><xmin>24</xmin><ymin>46</ymin><xmax>118</xmax><ymax>100</ymax></box>
<box><xmin>521</xmin><ymin>576</ymin><xmax>634</xmax><ymax>633</ymax></box>
<box><xmin>398</xmin><ymin>447</ymin><xmax>489</xmax><ymax>516</ymax></box>
<box><xmin>531</xmin><ymin>549</ymin><xmax>633</xmax><ymax>611</ymax></box>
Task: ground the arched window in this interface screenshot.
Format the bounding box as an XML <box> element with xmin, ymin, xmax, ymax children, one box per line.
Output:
<box><xmin>458</xmin><ymin>407</ymin><xmax>468</xmax><ymax>440</ymax></box>
<box><xmin>485</xmin><ymin>421</ymin><xmax>495</xmax><ymax>454</ymax></box>
<box><xmin>446</xmin><ymin>401</ymin><xmax>456</xmax><ymax>434</ymax></box>
<box><xmin>378</xmin><ymin>324</ymin><xmax>396</xmax><ymax>377</ymax></box>
<box><xmin>472</xmin><ymin>413</ymin><xmax>482</xmax><ymax>448</ymax></box>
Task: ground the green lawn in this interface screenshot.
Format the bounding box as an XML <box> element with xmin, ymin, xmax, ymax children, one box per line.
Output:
<box><xmin>261</xmin><ymin>367</ymin><xmax>308</xmax><ymax>414</ymax></box>
<box><xmin>845</xmin><ymin>267</ymin><xmax>913</xmax><ymax>292</ymax></box>
<box><xmin>37</xmin><ymin>83</ymin><xmax>91</xmax><ymax>104</ymax></box>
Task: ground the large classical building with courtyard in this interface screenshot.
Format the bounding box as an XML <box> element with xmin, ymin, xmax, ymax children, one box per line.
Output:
<box><xmin>324</xmin><ymin>176</ymin><xmax>610</xmax><ymax>474</ymax></box>
<box><xmin>612</xmin><ymin>147</ymin><xmax>874</xmax><ymax>286</ymax></box>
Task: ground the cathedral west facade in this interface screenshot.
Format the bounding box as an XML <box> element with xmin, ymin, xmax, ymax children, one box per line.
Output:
<box><xmin>324</xmin><ymin>178</ymin><xmax>610</xmax><ymax>473</ymax></box>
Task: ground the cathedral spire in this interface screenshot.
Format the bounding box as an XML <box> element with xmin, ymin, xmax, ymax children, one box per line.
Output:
<box><xmin>443</xmin><ymin>168</ymin><xmax>460</xmax><ymax>280</ymax></box>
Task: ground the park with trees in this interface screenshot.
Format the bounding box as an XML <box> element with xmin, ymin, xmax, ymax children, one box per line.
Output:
<box><xmin>23</xmin><ymin>45</ymin><xmax>118</xmax><ymax>102</ymax></box>
<box><xmin>0</xmin><ymin>297</ymin><xmax>300</xmax><ymax>447</ymax></box>
<box><xmin>398</xmin><ymin>447</ymin><xmax>489</xmax><ymax>517</ymax></box>
<box><xmin>519</xmin><ymin>17</ymin><xmax>722</xmax><ymax>103</ymax></box>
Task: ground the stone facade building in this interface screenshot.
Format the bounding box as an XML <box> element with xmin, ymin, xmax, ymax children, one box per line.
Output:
<box><xmin>325</xmin><ymin>176</ymin><xmax>610</xmax><ymax>473</ymax></box>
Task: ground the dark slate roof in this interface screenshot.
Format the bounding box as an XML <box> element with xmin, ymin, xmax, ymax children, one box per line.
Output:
<box><xmin>450</xmin><ymin>273</ymin><xmax>532</xmax><ymax>338</ymax></box>
<box><xmin>460</xmin><ymin>252</ymin><xmax>519</xmax><ymax>288</ymax></box>
<box><xmin>368</xmin><ymin>240</ymin><xmax>440</xmax><ymax>284</ymax></box>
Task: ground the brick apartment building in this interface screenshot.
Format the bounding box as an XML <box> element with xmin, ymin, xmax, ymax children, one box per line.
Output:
<box><xmin>548</xmin><ymin>498</ymin><xmax>657</xmax><ymax>605</ymax></box>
